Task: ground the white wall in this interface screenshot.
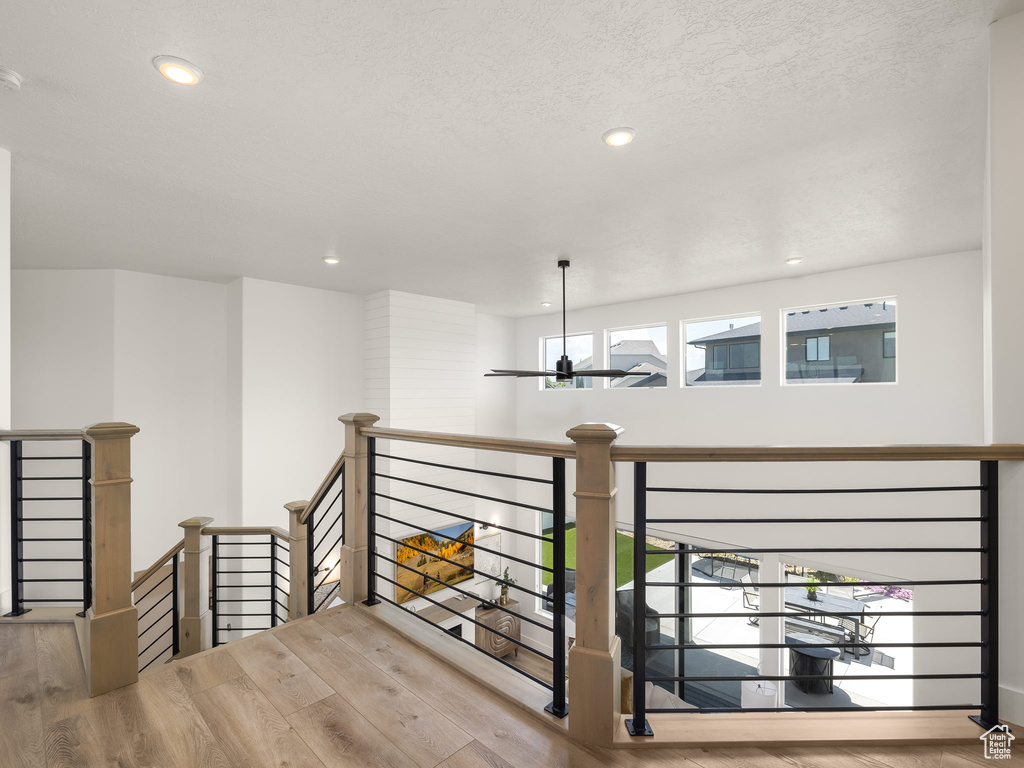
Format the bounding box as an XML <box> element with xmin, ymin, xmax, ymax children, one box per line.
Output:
<box><xmin>0</xmin><ymin>149</ymin><xmax>10</xmax><ymax>613</ymax></box>
<box><xmin>11</xmin><ymin>270</ymin><xmax>365</xmax><ymax>567</ymax></box>
<box><xmin>112</xmin><ymin>270</ymin><xmax>230</xmax><ymax>564</ymax></box>
<box><xmin>12</xmin><ymin>270</ymin><xmax>115</xmax><ymax>426</ymax></box>
<box><xmin>231</xmin><ymin>277</ymin><xmax>364</xmax><ymax>526</ymax></box>
<box><xmin>514</xmin><ymin>251</ymin><xmax>982</xmax><ymax>447</ymax></box>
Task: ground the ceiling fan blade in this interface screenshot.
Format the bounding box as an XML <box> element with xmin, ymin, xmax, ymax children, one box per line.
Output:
<box><xmin>488</xmin><ymin>369</ymin><xmax>555</xmax><ymax>376</ymax></box>
<box><xmin>576</xmin><ymin>369</ymin><xmax>631</xmax><ymax>377</ymax></box>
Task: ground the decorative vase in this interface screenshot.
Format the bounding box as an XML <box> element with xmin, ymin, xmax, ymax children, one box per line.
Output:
<box><xmin>500</xmin><ymin>586</ymin><xmax>509</xmax><ymax>605</ymax></box>
<box><xmin>807</xmin><ymin>591</ymin><xmax>818</xmax><ymax>601</ymax></box>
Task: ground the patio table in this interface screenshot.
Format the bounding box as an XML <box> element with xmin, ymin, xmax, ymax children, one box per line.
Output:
<box><xmin>784</xmin><ymin>587</ymin><xmax>864</xmax><ymax>644</ymax></box>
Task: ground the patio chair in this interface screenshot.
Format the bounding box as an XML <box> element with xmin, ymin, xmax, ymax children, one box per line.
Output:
<box><xmin>741</xmin><ymin>574</ymin><xmax>760</xmax><ymax>626</ymax></box>
<box><xmin>841</xmin><ymin>613</ymin><xmax>880</xmax><ymax>657</ymax></box>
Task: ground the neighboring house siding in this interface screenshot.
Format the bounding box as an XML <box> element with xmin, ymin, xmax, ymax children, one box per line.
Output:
<box><xmin>785</xmin><ymin>325</ymin><xmax>895</xmax><ymax>382</ymax></box>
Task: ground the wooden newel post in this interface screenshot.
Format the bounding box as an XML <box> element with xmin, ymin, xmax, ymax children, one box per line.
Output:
<box><xmin>566</xmin><ymin>422</ymin><xmax>623</xmax><ymax>747</ymax></box>
<box><xmin>338</xmin><ymin>412</ymin><xmax>379</xmax><ymax>605</ymax></box>
<box><xmin>285</xmin><ymin>500</ymin><xmax>309</xmax><ymax>619</ymax></box>
<box><xmin>178</xmin><ymin>516</ymin><xmax>214</xmax><ymax>658</ymax></box>
<box><xmin>82</xmin><ymin>422</ymin><xmax>141</xmax><ymax>696</ymax></box>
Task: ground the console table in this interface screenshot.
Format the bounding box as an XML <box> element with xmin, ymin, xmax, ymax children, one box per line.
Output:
<box><xmin>475</xmin><ymin>600</ymin><xmax>521</xmax><ymax>659</ymax></box>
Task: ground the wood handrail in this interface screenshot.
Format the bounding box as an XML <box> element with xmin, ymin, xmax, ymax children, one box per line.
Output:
<box><xmin>609</xmin><ymin>444</ymin><xmax>1024</xmax><ymax>463</ymax></box>
<box><xmin>299</xmin><ymin>451</ymin><xmax>345</xmax><ymax>525</ymax></box>
<box><xmin>201</xmin><ymin>525</ymin><xmax>292</xmax><ymax>541</ymax></box>
<box><xmin>131</xmin><ymin>539</ymin><xmax>185</xmax><ymax>592</ymax></box>
<box><xmin>359</xmin><ymin>425</ymin><xmax>576</xmax><ymax>459</ymax></box>
<box><xmin>0</xmin><ymin>428</ymin><xmax>86</xmax><ymax>441</ymax></box>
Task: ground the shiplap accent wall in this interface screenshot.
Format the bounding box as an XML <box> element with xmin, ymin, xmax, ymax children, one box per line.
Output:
<box><xmin>365</xmin><ymin>290</ymin><xmax>480</xmax><ymax>606</ymax></box>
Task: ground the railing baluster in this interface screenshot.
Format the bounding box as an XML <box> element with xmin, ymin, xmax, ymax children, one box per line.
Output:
<box><xmin>545</xmin><ymin>456</ymin><xmax>568</xmax><ymax>718</ymax></box>
<box><xmin>171</xmin><ymin>552</ymin><xmax>180</xmax><ymax>656</ymax></box>
<box><xmin>270</xmin><ymin>535</ymin><xmax>278</xmax><ymax>627</ymax></box>
<box><xmin>211</xmin><ymin>534</ymin><xmax>219</xmax><ymax>647</ymax></box>
<box><xmin>5</xmin><ymin>440</ymin><xmax>26</xmax><ymax>617</ymax></box>
<box><xmin>306</xmin><ymin>507</ymin><xmax>315</xmax><ymax>613</ymax></box>
<box><xmin>78</xmin><ymin>439</ymin><xmax>92</xmax><ymax>617</ymax></box>
<box><xmin>363</xmin><ymin>436</ymin><xmax>379</xmax><ymax>607</ymax></box>
<box><xmin>626</xmin><ymin>461</ymin><xmax>652</xmax><ymax>737</ymax></box>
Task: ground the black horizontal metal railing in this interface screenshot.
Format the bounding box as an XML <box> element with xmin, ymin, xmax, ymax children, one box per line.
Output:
<box><xmin>136</xmin><ymin>552</ymin><xmax>180</xmax><ymax>672</ymax></box>
<box><xmin>365</xmin><ymin>438</ymin><xmax>569</xmax><ymax>718</ymax></box>
<box><xmin>306</xmin><ymin>460</ymin><xmax>345</xmax><ymax>615</ymax></box>
<box><xmin>212</xmin><ymin>534</ymin><xmax>290</xmax><ymax>646</ymax></box>
<box><xmin>626</xmin><ymin>460</ymin><xmax>999</xmax><ymax>738</ymax></box>
<box><xmin>5</xmin><ymin>439</ymin><xmax>92</xmax><ymax>618</ymax></box>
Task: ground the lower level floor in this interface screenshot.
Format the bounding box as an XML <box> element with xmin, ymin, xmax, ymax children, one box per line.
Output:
<box><xmin>0</xmin><ymin>606</ymin><xmax>1005</xmax><ymax>767</ymax></box>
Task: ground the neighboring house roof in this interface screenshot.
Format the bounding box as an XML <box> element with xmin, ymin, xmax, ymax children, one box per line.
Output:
<box><xmin>687</xmin><ymin>302</ymin><xmax>896</xmax><ymax>345</ymax></box>
<box><xmin>622</xmin><ymin>362</ymin><xmax>666</xmax><ymax>376</ymax></box>
<box><xmin>577</xmin><ymin>338</ymin><xmax>667</xmax><ymax>370</ymax></box>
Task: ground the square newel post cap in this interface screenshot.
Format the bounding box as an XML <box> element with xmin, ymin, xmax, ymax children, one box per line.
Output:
<box><xmin>566</xmin><ymin>423</ymin><xmax>624</xmax><ymax>444</ymax></box>
<box><xmin>284</xmin><ymin>500</ymin><xmax>309</xmax><ymax>515</ymax></box>
<box><xmin>84</xmin><ymin>422</ymin><xmax>140</xmax><ymax>440</ymax></box>
<box><xmin>179</xmin><ymin>516</ymin><xmax>214</xmax><ymax>531</ymax></box>
<box><xmin>338</xmin><ymin>412</ymin><xmax>380</xmax><ymax>428</ymax></box>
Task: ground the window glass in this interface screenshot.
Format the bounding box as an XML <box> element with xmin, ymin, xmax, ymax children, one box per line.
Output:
<box><xmin>543</xmin><ymin>333</ymin><xmax>593</xmax><ymax>389</ymax></box>
<box><xmin>805</xmin><ymin>336</ymin><xmax>829</xmax><ymax>362</ymax></box>
<box><xmin>684</xmin><ymin>315</ymin><xmax>761</xmax><ymax>386</ymax></box>
<box><xmin>883</xmin><ymin>331</ymin><xmax>896</xmax><ymax>358</ymax></box>
<box><xmin>729</xmin><ymin>342</ymin><xmax>759</xmax><ymax>369</ymax></box>
<box><xmin>712</xmin><ymin>345</ymin><xmax>727</xmax><ymax>370</ymax></box>
<box><xmin>785</xmin><ymin>300</ymin><xmax>896</xmax><ymax>384</ymax></box>
<box><xmin>608</xmin><ymin>324</ymin><xmax>668</xmax><ymax>388</ymax></box>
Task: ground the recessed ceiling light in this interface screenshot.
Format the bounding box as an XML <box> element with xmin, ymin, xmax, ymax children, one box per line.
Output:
<box><xmin>541</xmin><ymin>301</ymin><xmax>552</xmax><ymax>307</ymax></box>
<box><xmin>785</xmin><ymin>257</ymin><xmax>803</xmax><ymax>265</ymax></box>
<box><xmin>602</xmin><ymin>127</ymin><xmax>635</xmax><ymax>147</ymax></box>
<box><xmin>153</xmin><ymin>56</ymin><xmax>203</xmax><ymax>86</ymax></box>
<box><xmin>323</xmin><ymin>255</ymin><xmax>340</xmax><ymax>265</ymax></box>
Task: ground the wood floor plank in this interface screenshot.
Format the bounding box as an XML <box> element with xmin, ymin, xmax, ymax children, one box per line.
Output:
<box><xmin>33</xmin><ymin>623</ymin><xmax>92</xmax><ymax>727</ymax></box>
<box><xmin>436</xmin><ymin>739</ymin><xmax>519</xmax><ymax>768</ymax></box>
<box><xmin>277</xmin><ymin>618</ymin><xmax>473</xmax><ymax>768</ymax></box>
<box><xmin>333</xmin><ymin>617</ymin><xmax>616</xmax><ymax>768</ymax></box>
<box><xmin>286</xmin><ymin>693</ymin><xmax>419</xmax><ymax>768</ymax></box>
<box><xmin>0</xmin><ymin>669</ymin><xmax>47</xmax><ymax>768</ymax></box>
<box><xmin>0</xmin><ymin>624</ymin><xmax>37</xmax><ymax>679</ymax></box>
<box><xmin>144</xmin><ymin>645</ymin><xmax>246</xmax><ymax>695</ymax></box>
<box><xmin>313</xmin><ymin>607</ymin><xmax>374</xmax><ymax>638</ymax></box>
<box><xmin>227</xmin><ymin>631</ymin><xmax>334</xmax><ymax>717</ymax></box>
<box><xmin>192</xmin><ymin>674</ymin><xmax>323</xmax><ymax>768</ymax></box>
<box><xmin>44</xmin><ymin>684</ymin><xmax>174</xmax><ymax>768</ymax></box>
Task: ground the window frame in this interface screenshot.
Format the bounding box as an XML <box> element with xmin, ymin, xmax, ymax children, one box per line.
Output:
<box><xmin>681</xmin><ymin>313</ymin><xmax>763</xmax><ymax>388</ymax></box>
<box><xmin>805</xmin><ymin>335</ymin><xmax>830</xmax><ymax>362</ymax></box>
<box><xmin>781</xmin><ymin>297</ymin><xmax>898</xmax><ymax>386</ymax></box>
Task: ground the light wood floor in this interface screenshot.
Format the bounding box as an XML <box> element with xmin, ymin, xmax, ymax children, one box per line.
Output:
<box><xmin>0</xmin><ymin>608</ymin><xmax>1012</xmax><ymax>767</ymax></box>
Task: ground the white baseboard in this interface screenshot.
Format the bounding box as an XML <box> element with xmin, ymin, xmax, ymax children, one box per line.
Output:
<box><xmin>1001</xmin><ymin>683</ymin><xmax>1024</xmax><ymax>727</ymax></box>
<box><xmin>0</xmin><ymin>587</ymin><xmax>10</xmax><ymax>615</ymax></box>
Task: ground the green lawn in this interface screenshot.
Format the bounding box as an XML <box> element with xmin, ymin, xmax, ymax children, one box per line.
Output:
<box><xmin>541</xmin><ymin>527</ymin><xmax>674</xmax><ymax>588</ymax></box>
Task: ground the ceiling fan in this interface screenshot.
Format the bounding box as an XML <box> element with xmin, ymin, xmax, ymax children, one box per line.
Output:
<box><xmin>486</xmin><ymin>260</ymin><xmax>630</xmax><ymax>382</ymax></box>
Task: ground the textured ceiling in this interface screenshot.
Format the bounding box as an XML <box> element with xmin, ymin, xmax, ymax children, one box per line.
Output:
<box><xmin>1</xmin><ymin>0</ymin><xmax>1021</xmax><ymax>316</ymax></box>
